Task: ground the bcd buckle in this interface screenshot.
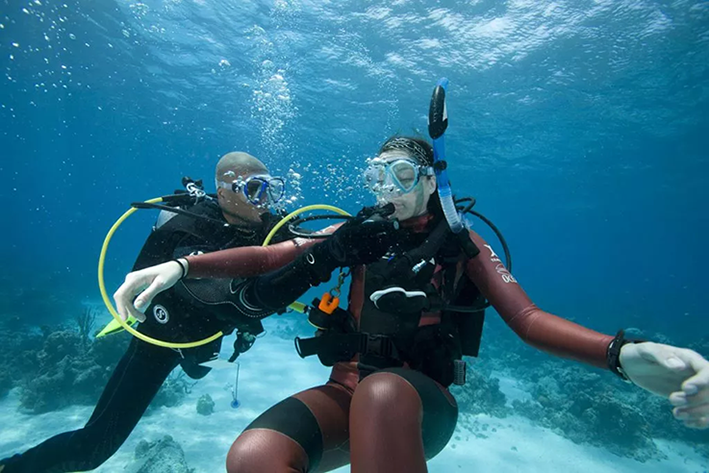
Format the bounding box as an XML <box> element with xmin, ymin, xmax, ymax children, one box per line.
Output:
<box><xmin>361</xmin><ymin>334</ymin><xmax>395</xmax><ymax>359</ymax></box>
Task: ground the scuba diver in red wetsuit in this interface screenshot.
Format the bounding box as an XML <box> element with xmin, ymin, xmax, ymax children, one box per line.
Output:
<box><xmin>113</xmin><ymin>87</ymin><xmax>709</xmax><ymax>472</ymax></box>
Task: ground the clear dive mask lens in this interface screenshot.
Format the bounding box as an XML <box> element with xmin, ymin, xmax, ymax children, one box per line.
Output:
<box><xmin>363</xmin><ymin>158</ymin><xmax>431</xmax><ymax>199</ymax></box>
<box><xmin>220</xmin><ymin>174</ymin><xmax>286</xmax><ymax>206</ymax></box>
<box><xmin>243</xmin><ymin>175</ymin><xmax>285</xmax><ymax>205</ymax></box>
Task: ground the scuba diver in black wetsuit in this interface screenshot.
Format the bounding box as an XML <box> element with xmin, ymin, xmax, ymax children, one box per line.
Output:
<box><xmin>0</xmin><ymin>152</ymin><xmax>291</xmax><ymax>473</ymax></box>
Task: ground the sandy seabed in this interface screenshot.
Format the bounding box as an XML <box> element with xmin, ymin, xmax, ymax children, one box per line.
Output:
<box><xmin>1</xmin><ymin>319</ymin><xmax>706</xmax><ymax>473</ymax></box>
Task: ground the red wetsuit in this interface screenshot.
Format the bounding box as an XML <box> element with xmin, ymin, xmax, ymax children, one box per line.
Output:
<box><xmin>188</xmin><ymin>214</ymin><xmax>615</xmax><ymax>473</ymax></box>
<box><xmin>187</xmin><ymin>215</ymin><xmax>613</xmax><ymax>383</ymax></box>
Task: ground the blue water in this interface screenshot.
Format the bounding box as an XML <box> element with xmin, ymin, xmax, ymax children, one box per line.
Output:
<box><xmin>1</xmin><ymin>0</ymin><xmax>708</xmax><ymax>470</ymax></box>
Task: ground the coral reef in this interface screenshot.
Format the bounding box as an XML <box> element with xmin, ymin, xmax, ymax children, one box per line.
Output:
<box><xmin>472</xmin><ymin>318</ymin><xmax>708</xmax><ymax>461</ymax></box>
<box><xmin>0</xmin><ymin>305</ymin><xmax>197</xmax><ymax>414</ymax></box>
<box><xmin>74</xmin><ymin>307</ymin><xmax>97</xmax><ymax>344</ymax></box>
<box><xmin>18</xmin><ymin>328</ymin><xmax>130</xmax><ymax>413</ymax></box>
<box><xmin>0</xmin><ymin>326</ymin><xmax>43</xmax><ymax>399</ymax></box>
<box><xmin>0</xmin><ymin>305</ymin><xmax>132</xmax><ymax>412</ymax></box>
<box><xmin>196</xmin><ymin>393</ymin><xmax>215</xmax><ymax>416</ymax></box>
<box><xmin>127</xmin><ymin>436</ymin><xmax>194</xmax><ymax>473</ymax></box>
<box><xmin>510</xmin><ymin>364</ymin><xmax>660</xmax><ymax>461</ymax></box>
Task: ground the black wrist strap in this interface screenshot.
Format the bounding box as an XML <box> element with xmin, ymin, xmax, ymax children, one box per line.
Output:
<box><xmin>607</xmin><ymin>329</ymin><xmax>646</xmax><ymax>382</ymax></box>
<box><xmin>172</xmin><ymin>259</ymin><xmax>187</xmax><ymax>280</ymax></box>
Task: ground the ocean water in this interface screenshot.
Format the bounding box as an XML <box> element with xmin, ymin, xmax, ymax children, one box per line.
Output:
<box><xmin>1</xmin><ymin>0</ymin><xmax>708</xmax><ymax>472</ymax></box>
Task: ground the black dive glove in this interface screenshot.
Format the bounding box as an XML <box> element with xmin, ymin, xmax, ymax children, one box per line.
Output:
<box><xmin>303</xmin><ymin>204</ymin><xmax>400</xmax><ymax>283</ymax></box>
<box><xmin>239</xmin><ymin>205</ymin><xmax>400</xmax><ymax>312</ymax></box>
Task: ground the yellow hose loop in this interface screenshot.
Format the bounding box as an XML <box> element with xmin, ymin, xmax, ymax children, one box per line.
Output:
<box><xmin>99</xmin><ymin>201</ymin><xmax>349</xmax><ymax>347</ymax></box>
<box><xmin>99</xmin><ymin>197</ymin><xmax>225</xmax><ymax>349</ymax></box>
<box><xmin>263</xmin><ymin>204</ymin><xmax>351</xmax><ymax>313</ymax></box>
<box><xmin>262</xmin><ymin>204</ymin><xmax>350</xmax><ymax>246</ymax></box>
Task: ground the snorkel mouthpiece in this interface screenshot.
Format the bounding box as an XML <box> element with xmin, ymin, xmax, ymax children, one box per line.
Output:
<box><xmin>377</xmin><ymin>202</ymin><xmax>396</xmax><ymax>218</ymax></box>
<box><xmin>360</xmin><ymin>202</ymin><xmax>396</xmax><ymax>225</ymax></box>
<box><xmin>428</xmin><ymin>77</ymin><xmax>463</xmax><ymax>234</ymax></box>
<box><xmin>428</xmin><ymin>79</ymin><xmax>448</xmax><ymax>140</ymax></box>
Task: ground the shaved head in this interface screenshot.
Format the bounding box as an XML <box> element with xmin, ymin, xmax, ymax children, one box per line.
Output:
<box><xmin>215</xmin><ymin>151</ymin><xmax>269</xmax><ymax>185</ymax></box>
<box><xmin>214</xmin><ymin>151</ymin><xmax>271</xmax><ymax>225</ymax></box>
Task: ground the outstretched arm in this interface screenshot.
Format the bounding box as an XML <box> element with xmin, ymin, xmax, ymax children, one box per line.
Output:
<box><xmin>113</xmin><ymin>238</ymin><xmax>317</xmax><ymax>322</ymax></box>
<box><xmin>113</xmin><ymin>212</ymin><xmax>395</xmax><ymax>323</ymax></box>
<box><xmin>184</xmin><ymin>237</ymin><xmax>314</xmax><ymax>279</ymax></box>
<box><xmin>464</xmin><ymin>230</ymin><xmax>709</xmax><ymax>430</ymax></box>
<box><xmin>464</xmin><ymin>230</ymin><xmax>612</xmax><ymax>368</ymax></box>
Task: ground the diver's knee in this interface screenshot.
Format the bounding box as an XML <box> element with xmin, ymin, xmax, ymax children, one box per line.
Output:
<box><xmin>226</xmin><ymin>429</ymin><xmax>310</xmax><ymax>473</ymax></box>
<box><xmin>351</xmin><ymin>371</ymin><xmax>422</xmax><ymax>420</ymax></box>
<box><xmin>226</xmin><ymin>431</ymin><xmax>259</xmax><ymax>473</ymax></box>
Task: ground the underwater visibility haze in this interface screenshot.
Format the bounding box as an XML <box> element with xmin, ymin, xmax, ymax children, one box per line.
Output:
<box><xmin>1</xmin><ymin>0</ymin><xmax>708</xmax><ymax>471</ymax></box>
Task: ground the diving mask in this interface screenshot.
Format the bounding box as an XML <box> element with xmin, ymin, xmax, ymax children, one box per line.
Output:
<box><xmin>218</xmin><ymin>174</ymin><xmax>285</xmax><ymax>206</ymax></box>
<box><xmin>363</xmin><ymin>158</ymin><xmax>434</xmax><ymax>199</ymax></box>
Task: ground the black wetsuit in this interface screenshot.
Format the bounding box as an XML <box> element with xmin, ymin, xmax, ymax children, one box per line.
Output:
<box><xmin>0</xmin><ymin>199</ymin><xmax>284</xmax><ymax>473</ymax></box>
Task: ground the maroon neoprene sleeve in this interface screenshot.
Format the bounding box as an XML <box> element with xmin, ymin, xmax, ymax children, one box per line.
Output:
<box><xmin>184</xmin><ymin>222</ymin><xmax>346</xmax><ymax>279</ymax></box>
<box><xmin>464</xmin><ymin>230</ymin><xmax>613</xmax><ymax>369</ymax></box>
<box><xmin>184</xmin><ymin>237</ymin><xmax>316</xmax><ymax>278</ymax></box>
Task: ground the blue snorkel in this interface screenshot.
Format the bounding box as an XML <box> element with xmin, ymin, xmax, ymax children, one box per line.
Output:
<box><xmin>428</xmin><ymin>78</ymin><xmax>461</xmax><ymax>233</ymax></box>
<box><xmin>428</xmin><ymin>78</ymin><xmax>480</xmax><ymax>258</ymax></box>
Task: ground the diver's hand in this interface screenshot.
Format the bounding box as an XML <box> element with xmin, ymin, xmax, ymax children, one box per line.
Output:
<box><xmin>113</xmin><ymin>259</ymin><xmax>186</xmax><ymax>322</ymax></box>
<box><xmin>322</xmin><ymin>212</ymin><xmax>399</xmax><ymax>267</ymax></box>
<box><xmin>620</xmin><ymin>342</ymin><xmax>709</xmax><ymax>429</ymax></box>
<box><xmin>296</xmin><ymin>205</ymin><xmax>399</xmax><ymax>285</ymax></box>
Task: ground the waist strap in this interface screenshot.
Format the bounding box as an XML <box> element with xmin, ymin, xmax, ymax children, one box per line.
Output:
<box><xmin>295</xmin><ymin>332</ymin><xmax>400</xmax><ymax>361</ymax></box>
